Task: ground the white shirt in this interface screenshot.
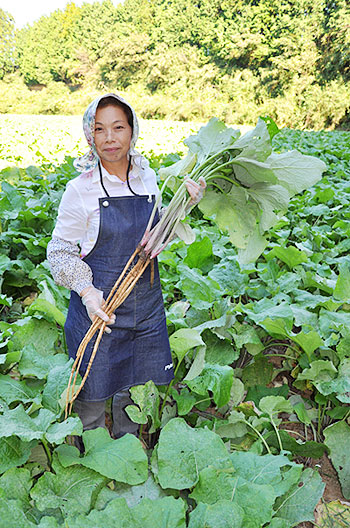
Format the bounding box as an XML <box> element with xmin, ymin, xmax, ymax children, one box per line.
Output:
<box><xmin>52</xmin><ymin>163</ymin><xmax>160</xmax><ymax>256</ymax></box>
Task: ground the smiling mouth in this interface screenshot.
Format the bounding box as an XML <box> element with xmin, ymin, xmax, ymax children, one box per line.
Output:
<box><xmin>104</xmin><ymin>147</ymin><xmax>119</xmax><ymax>152</ymax></box>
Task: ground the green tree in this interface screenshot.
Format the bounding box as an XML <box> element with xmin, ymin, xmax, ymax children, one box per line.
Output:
<box><xmin>0</xmin><ymin>8</ymin><xmax>15</xmax><ymax>79</ymax></box>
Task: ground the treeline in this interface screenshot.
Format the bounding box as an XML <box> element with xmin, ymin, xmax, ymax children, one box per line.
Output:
<box><xmin>1</xmin><ymin>0</ymin><xmax>350</xmax><ymax>129</ymax></box>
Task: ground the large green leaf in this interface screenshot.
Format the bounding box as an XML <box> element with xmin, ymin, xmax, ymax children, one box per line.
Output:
<box><xmin>274</xmin><ymin>468</ymin><xmax>325</xmax><ymax>525</ymax></box>
<box><xmin>334</xmin><ymin>261</ymin><xmax>350</xmax><ymax>301</ymax></box>
<box><xmin>315</xmin><ymin>359</ymin><xmax>350</xmax><ymax>403</ymax></box>
<box><xmin>0</xmin><ymin>406</ymin><xmax>55</xmax><ymax>441</ymax></box>
<box><xmin>30</xmin><ymin>462</ymin><xmax>108</xmax><ymax>517</ymax></box>
<box><xmin>126</xmin><ymin>381</ymin><xmax>160</xmax><ymax>433</ymax></box>
<box><xmin>189</xmin><ymin>465</ymin><xmax>277</xmax><ymax>527</ymax></box>
<box><xmin>57</xmin><ymin>427</ymin><xmax>148</xmax><ymax>485</ymax></box>
<box><xmin>267</xmin><ymin>150</ymin><xmax>326</xmax><ymax>197</ymax></box>
<box><xmin>65</xmin><ymin>497</ymin><xmax>133</xmax><ymax>528</ymax></box>
<box><xmin>169</xmin><ymin>327</ymin><xmax>204</xmax><ymax>362</ymax></box>
<box><xmin>106</xmin><ymin>474</ymin><xmax>167</xmax><ymax>508</ymax></box>
<box><xmin>0</xmin><ymin>373</ymin><xmax>42</xmax><ymax>405</ymax></box>
<box><xmin>0</xmin><ymin>467</ymin><xmax>32</xmax><ymax>503</ymax></box>
<box><xmin>0</xmin><ymin>436</ymin><xmax>34</xmax><ymax>474</ymax></box>
<box><xmin>324</xmin><ymin>420</ymin><xmax>350</xmax><ymax>500</ymax></box>
<box><xmin>18</xmin><ymin>344</ymin><xmax>68</xmax><ymax>379</ymax></box>
<box><xmin>132</xmin><ymin>496</ymin><xmax>186</xmax><ymax>528</ymax></box>
<box><xmin>8</xmin><ymin>317</ymin><xmax>58</xmax><ymax>355</ymax></box>
<box><xmin>184</xmin><ymin>236</ymin><xmax>214</xmax><ymax>273</ymax></box>
<box><xmin>198</xmin><ymin>187</ymin><xmax>257</xmax><ymax>250</ymax></box>
<box><xmin>153</xmin><ymin>417</ymin><xmax>232</xmax><ymax>489</ymax></box>
<box><xmin>42</xmin><ymin>361</ymin><xmax>72</xmax><ymax>414</ymax></box>
<box><xmin>184</xmin><ymin>117</ymin><xmax>240</xmax><ymax>162</ymax></box>
<box><xmin>45</xmin><ymin>417</ymin><xmax>82</xmax><ymax>444</ymax></box>
<box><xmin>0</xmin><ymin>491</ymin><xmax>36</xmax><ymax>528</ymax></box>
<box><xmin>188</xmin><ymin>500</ymin><xmax>244</xmax><ymax>528</ymax></box>
<box><xmin>176</xmin><ymin>265</ymin><xmax>222</xmax><ymax>310</ymax></box>
<box><xmin>230</xmin><ymin>452</ymin><xmax>300</xmax><ymax>497</ymax></box>
<box><xmin>186</xmin><ymin>364</ymin><xmax>233</xmax><ymax>407</ymax></box>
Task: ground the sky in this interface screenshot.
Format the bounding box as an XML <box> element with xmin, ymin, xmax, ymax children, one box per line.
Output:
<box><xmin>1</xmin><ymin>0</ymin><xmax>123</xmax><ymax>28</ymax></box>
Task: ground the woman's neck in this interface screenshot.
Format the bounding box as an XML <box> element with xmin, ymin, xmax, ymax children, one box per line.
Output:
<box><xmin>100</xmin><ymin>158</ymin><xmax>129</xmax><ymax>181</ymax></box>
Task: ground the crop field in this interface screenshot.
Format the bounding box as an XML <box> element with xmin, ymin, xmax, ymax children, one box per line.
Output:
<box><xmin>0</xmin><ymin>114</ymin><xmax>350</xmax><ymax>527</ymax></box>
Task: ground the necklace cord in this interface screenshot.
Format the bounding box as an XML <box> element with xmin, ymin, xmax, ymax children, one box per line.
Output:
<box><xmin>98</xmin><ymin>158</ymin><xmax>141</xmax><ymax>198</ymax></box>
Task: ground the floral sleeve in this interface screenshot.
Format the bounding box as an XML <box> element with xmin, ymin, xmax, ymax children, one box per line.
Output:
<box><xmin>47</xmin><ymin>236</ymin><xmax>93</xmax><ymax>295</ymax></box>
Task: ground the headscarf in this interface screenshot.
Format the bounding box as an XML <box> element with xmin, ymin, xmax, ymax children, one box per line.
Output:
<box><xmin>73</xmin><ymin>93</ymin><xmax>149</xmax><ymax>173</ymax></box>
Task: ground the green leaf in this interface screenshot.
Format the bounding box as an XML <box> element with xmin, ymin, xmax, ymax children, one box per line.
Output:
<box><xmin>8</xmin><ymin>317</ymin><xmax>58</xmax><ymax>355</ymax></box>
<box><xmin>171</xmin><ymin>387</ymin><xmax>197</xmax><ymax>416</ymax></box>
<box><xmin>231</xmin><ymin>323</ymin><xmax>264</xmax><ymax>356</ymax></box>
<box><xmin>42</xmin><ymin>361</ymin><xmax>72</xmax><ymax>414</ymax></box>
<box><xmin>45</xmin><ymin>417</ymin><xmax>82</xmax><ymax>444</ymax></box>
<box><xmin>230</xmin><ymin>451</ymin><xmax>301</xmax><ymax>497</ymax></box>
<box><xmin>266</xmin><ymin>246</ymin><xmax>308</xmax><ymax>269</ymax></box>
<box><xmin>324</xmin><ymin>420</ymin><xmax>350</xmax><ymax>500</ymax></box>
<box><xmin>334</xmin><ymin>261</ymin><xmax>350</xmax><ymax>301</ymax></box>
<box><xmin>231</xmin><ymin>156</ymin><xmax>276</xmax><ymax>187</ymax></box>
<box><xmin>267</xmin><ymin>150</ymin><xmax>326</xmax><ymax>197</ymax></box>
<box><xmin>169</xmin><ymin>328</ymin><xmax>204</xmax><ymax>362</ymax></box>
<box><xmin>185</xmin><ymin>117</ymin><xmax>239</xmax><ymax>162</ymax></box>
<box><xmin>30</xmin><ymin>462</ymin><xmax>108</xmax><ymax>516</ymax></box>
<box><xmin>57</xmin><ymin>427</ymin><xmax>148</xmax><ymax>485</ymax></box>
<box><xmin>153</xmin><ymin>417</ymin><xmax>232</xmax><ymax>489</ymax></box>
<box><xmin>132</xmin><ymin>496</ymin><xmax>187</xmax><ymax>528</ymax></box>
<box><xmin>0</xmin><ymin>467</ymin><xmax>32</xmax><ymax>503</ymax></box>
<box><xmin>27</xmin><ymin>298</ymin><xmax>66</xmax><ymax>327</ymax></box>
<box><xmin>199</xmin><ymin>187</ymin><xmax>258</xmax><ymax>250</ymax></box>
<box><xmin>258</xmin><ymin>396</ymin><xmax>293</xmax><ymax>421</ymax></box>
<box><xmin>184</xmin><ymin>345</ymin><xmax>206</xmax><ymax>381</ymax></box>
<box><xmin>0</xmin><ymin>436</ymin><xmax>34</xmax><ymax>473</ymax></box>
<box><xmin>109</xmin><ymin>474</ymin><xmax>167</xmax><ymax>508</ymax></box>
<box><xmin>186</xmin><ymin>364</ymin><xmax>234</xmax><ymax>407</ymax></box>
<box><xmin>242</xmin><ymin>356</ymin><xmax>274</xmax><ymax>388</ymax></box>
<box><xmin>18</xmin><ymin>344</ymin><xmax>68</xmax><ymax>379</ymax></box>
<box><xmin>0</xmin><ymin>491</ymin><xmax>36</xmax><ymax>528</ymax></box>
<box><xmin>188</xmin><ymin>500</ymin><xmax>244</xmax><ymax>528</ymax></box>
<box><xmin>316</xmin><ymin>359</ymin><xmax>350</xmax><ymax>403</ymax></box>
<box><xmin>176</xmin><ymin>265</ymin><xmax>222</xmax><ymax>310</ymax></box>
<box><xmin>65</xmin><ymin>497</ymin><xmax>133</xmax><ymax>528</ymax></box>
<box><xmin>0</xmin><ymin>373</ymin><xmax>42</xmax><ymax>405</ymax></box>
<box><xmin>0</xmin><ymin>406</ymin><xmax>55</xmax><ymax>441</ymax></box>
<box><xmin>268</xmin><ymin>430</ymin><xmax>328</xmax><ymax>459</ymax></box>
<box><xmin>184</xmin><ymin>236</ymin><xmax>214</xmax><ymax>273</ymax></box>
<box><xmin>232</xmin><ymin>119</ymin><xmax>272</xmax><ymax>161</ymax></box>
<box><xmin>126</xmin><ymin>381</ymin><xmax>160</xmax><ymax>433</ymax></box>
<box><xmin>274</xmin><ymin>468</ymin><xmax>325</xmax><ymax>525</ymax></box>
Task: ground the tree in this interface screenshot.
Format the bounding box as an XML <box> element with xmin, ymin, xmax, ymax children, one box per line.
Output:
<box><xmin>0</xmin><ymin>8</ymin><xmax>15</xmax><ymax>79</ymax></box>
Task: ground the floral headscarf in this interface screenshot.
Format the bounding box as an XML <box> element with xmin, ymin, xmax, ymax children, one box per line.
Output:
<box><xmin>74</xmin><ymin>93</ymin><xmax>149</xmax><ymax>173</ymax></box>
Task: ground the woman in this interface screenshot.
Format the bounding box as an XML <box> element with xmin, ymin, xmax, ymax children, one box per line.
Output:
<box><xmin>47</xmin><ymin>93</ymin><xmax>205</xmax><ymax>440</ymax></box>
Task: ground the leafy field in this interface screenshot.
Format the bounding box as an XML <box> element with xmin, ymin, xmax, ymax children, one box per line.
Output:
<box><xmin>0</xmin><ymin>118</ymin><xmax>350</xmax><ymax>527</ymax></box>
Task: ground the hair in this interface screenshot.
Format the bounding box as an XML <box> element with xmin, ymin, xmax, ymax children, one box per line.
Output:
<box><xmin>96</xmin><ymin>96</ymin><xmax>133</xmax><ymax>131</ymax></box>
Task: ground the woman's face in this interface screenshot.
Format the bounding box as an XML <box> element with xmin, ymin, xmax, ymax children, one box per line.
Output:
<box><xmin>94</xmin><ymin>105</ymin><xmax>132</xmax><ymax>167</ymax></box>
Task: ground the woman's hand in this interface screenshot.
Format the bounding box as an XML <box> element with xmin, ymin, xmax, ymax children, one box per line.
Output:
<box><xmin>81</xmin><ymin>285</ymin><xmax>116</xmax><ymax>333</ymax></box>
<box><xmin>185</xmin><ymin>176</ymin><xmax>206</xmax><ymax>206</ymax></box>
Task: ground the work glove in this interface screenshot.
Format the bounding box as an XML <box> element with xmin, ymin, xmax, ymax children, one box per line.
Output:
<box><xmin>81</xmin><ymin>285</ymin><xmax>116</xmax><ymax>333</ymax></box>
<box><xmin>185</xmin><ymin>176</ymin><xmax>206</xmax><ymax>206</ymax></box>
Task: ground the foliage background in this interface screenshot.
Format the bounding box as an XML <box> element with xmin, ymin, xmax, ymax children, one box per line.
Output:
<box><xmin>1</xmin><ymin>0</ymin><xmax>350</xmax><ymax>129</ymax></box>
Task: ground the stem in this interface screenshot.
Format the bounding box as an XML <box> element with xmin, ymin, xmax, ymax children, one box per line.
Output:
<box><xmin>41</xmin><ymin>438</ymin><xmax>52</xmax><ymax>468</ymax></box>
<box><xmin>159</xmin><ymin>359</ymin><xmax>183</xmax><ymax>419</ymax></box>
<box><xmin>270</xmin><ymin>415</ymin><xmax>283</xmax><ymax>452</ymax></box>
<box><xmin>244</xmin><ymin>420</ymin><xmax>272</xmax><ymax>454</ymax></box>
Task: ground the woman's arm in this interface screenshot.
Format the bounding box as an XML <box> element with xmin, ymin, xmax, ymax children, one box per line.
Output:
<box><xmin>47</xmin><ymin>236</ymin><xmax>93</xmax><ymax>294</ymax></box>
<box><xmin>47</xmin><ymin>180</ymin><xmax>93</xmax><ymax>295</ymax></box>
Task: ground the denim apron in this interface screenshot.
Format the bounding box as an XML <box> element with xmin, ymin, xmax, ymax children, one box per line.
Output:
<box><xmin>64</xmin><ymin>190</ymin><xmax>174</xmax><ymax>401</ymax></box>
